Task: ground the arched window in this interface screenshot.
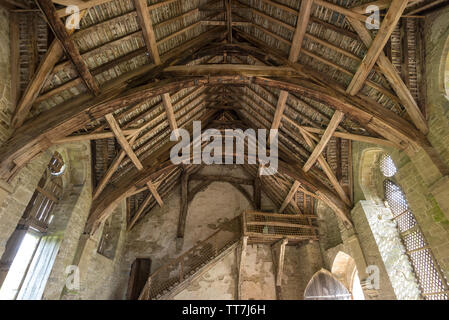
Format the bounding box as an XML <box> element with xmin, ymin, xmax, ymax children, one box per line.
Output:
<box><xmin>381</xmin><ymin>155</ymin><xmax>449</xmax><ymax>300</ymax></box>
<box><xmin>331</xmin><ymin>251</ymin><xmax>365</xmax><ymax>300</ymax></box>
<box><xmin>304</xmin><ymin>269</ymin><xmax>352</xmax><ymax>300</ymax></box>
<box><xmin>0</xmin><ymin>152</ymin><xmax>64</xmax><ymax>299</ymax></box>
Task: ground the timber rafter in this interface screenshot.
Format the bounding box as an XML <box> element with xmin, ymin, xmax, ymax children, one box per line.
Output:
<box><xmin>4</xmin><ymin>0</ymin><xmax>447</xmax><ymax>236</ymax></box>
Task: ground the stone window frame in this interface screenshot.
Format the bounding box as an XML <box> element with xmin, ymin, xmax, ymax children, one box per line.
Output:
<box><xmin>381</xmin><ymin>155</ymin><xmax>449</xmax><ymax>300</ymax></box>
<box><xmin>0</xmin><ymin>152</ymin><xmax>65</xmax><ymax>298</ymax></box>
<box><xmin>358</xmin><ymin>148</ymin><xmax>421</xmax><ymax>299</ymax></box>
<box><xmin>331</xmin><ymin>251</ymin><xmax>365</xmax><ymax>300</ymax></box>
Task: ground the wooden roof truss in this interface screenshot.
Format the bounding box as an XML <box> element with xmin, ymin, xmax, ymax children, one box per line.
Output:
<box><xmin>3</xmin><ymin>0</ymin><xmax>449</xmax><ymax>234</ymax></box>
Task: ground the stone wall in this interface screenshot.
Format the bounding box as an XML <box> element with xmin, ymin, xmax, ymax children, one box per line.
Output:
<box><xmin>354</xmin><ymin>201</ymin><xmax>420</xmax><ymax>299</ymax></box>
<box><xmin>174</xmin><ymin>248</ymin><xmax>238</xmax><ymax>300</ymax></box>
<box><xmin>0</xmin><ymin>7</ymin><xmax>12</xmax><ymax>144</ymax></box>
<box><xmin>0</xmin><ymin>150</ymin><xmax>54</xmax><ymax>260</ymax></box>
<box><xmin>0</xmin><ymin>140</ymin><xmax>128</xmax><ymax>300</ymax></box>
<box><xmin>336</xmin><ymin>6</ymin><xmax>449</xmax><ymax>291</ymax></box>
<box><xmin>80</xmin><ymin>201</ymin><xmax>128</xmax><ymax>300</ymax></box>
<box><xmin>281</xmin><ymin>242</ymin><xmax>323</xmax><ymax>300</ymax></box>
<box><xmin>352</xmin><ymin>141</ymin><xmax>449</xmax><ymax>283</ymax></box>
<box><xmin>173</xmin><ymin>241</ymin><xmax>324</xmax><ymax>300</ymax></box>
<box><xmin>240</xmin><ymin>244</ymin><xmax>277</xmax><ymax>300</ymax></box>
<box><xmin>42</xmin><ymin>144</ymin><xmax>92</xmax><ymax>299</ymax></box>
<box><xmin>425</xmin><ymin>6</ymin><xmax>449</xmax><ymax>167</ymax></box>
<box><xmin>113</xmin><ymin>165</ymin><xmax>327</xmax><ymax>300</ymax></box>
<box><xmin>318</xmin><ymin>199</ymin><xmax>397</xmax><ymax>299</ymax></box>
<box><xmin>115</xmin><ymin>165</ymin><xmax>268</xmax><ymax>299</ymax></box>
<box><xmin>316</xmin><ymin>201</ymin><xmax>342</xmax><ymax>251</ymax></box>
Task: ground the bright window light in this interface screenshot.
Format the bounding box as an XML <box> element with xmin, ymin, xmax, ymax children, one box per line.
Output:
<box><xmin>352</xmin><ymin>271</ymin><xmax>365</xmax><ymax>300</ymax></box>
<box><xmin>0</xmin><ymin>233</ymin><xmax>39</xmax><ymax>300</ymax></box>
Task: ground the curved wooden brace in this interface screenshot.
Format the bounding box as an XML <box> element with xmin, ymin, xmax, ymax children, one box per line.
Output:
<box><xmin>86</xmin><ymin>111</ymin><xmax>352</xmax><ymax>235</ymax></box>
<box><xmin>87</xmin><ymin>156</ymin><xmax>352</xmax><ymax>236</ymax></box>
<box><xmin>0</xmin><ymin>73</ymin><xmax>432</xmax><ymax>182</ymax></box>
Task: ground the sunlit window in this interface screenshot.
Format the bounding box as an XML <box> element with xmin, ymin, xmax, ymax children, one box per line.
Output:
<box><xmin>379</xmin><ymin>154</ymin><xmax>397</xmax><ymax>177</ymax></box>
<box><xmin>381</xmin><ymin>154</ymin><xmax>449</xmax><ymax>300</ymax></box>
<box><xmin>0</xmin><ymin>233</ymin><xmax>39</xmax><ymax>300</ymax></box>
<box><xmin>0</xmin><ymin>153</ymin><xmax>64</xmax><ymax>299</ymax></box>
<box><xmin>351</xmin><ymin>271</ymin><xmax>365</xmax><ymax>300</ymax></box>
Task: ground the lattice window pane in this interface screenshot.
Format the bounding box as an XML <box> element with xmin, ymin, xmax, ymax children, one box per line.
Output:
<box><xmin>384</xmin><ymin>180</ymin><xmax>410</xmax><ymax>217</ymax></box>
<box><xmin>410</xmin><ymin>248</ymin><xmax>447</xmax><ymax>296</ymax></box>
<box><xmin>427</xmin><ymin>293</ymin><xmax>449</xmax><ymax>300</ymax></box>
<box><xmin>395</xmin><ymin>211</ymin><xmax>417</xmax><ymax>233</ymax></box>
<box><xmin>403</xmin><ymin>230</ymin><xmax>427</xmax><ymax>252</ymax></box>
<box><xmin>380</xmin><ymin>154</ymin><xmax>397</xmax><ymax>177</ymax></box>
<box><xmin>382</xmin><ymin>176</ymin><xmax>448</xmax><ymax>300</ymax></box>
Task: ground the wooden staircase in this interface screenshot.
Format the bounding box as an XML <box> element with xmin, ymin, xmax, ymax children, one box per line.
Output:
<box><xmin>138</xmin><ymin>216</ymin><xmax>241</xmax><ymax>300</ymax></box>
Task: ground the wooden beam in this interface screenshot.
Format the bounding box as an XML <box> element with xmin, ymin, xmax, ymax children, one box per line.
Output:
<box><xmin>407</xmin><ymin>0</ymin><xmax>448</xmax><ymax>15</ymax></box>
<box><xmin>56</xmin><ymin>0</ymin><xmax>179</xmax><ymax>18</ymax></box>
<box><xmin>189</xmin><ymin>174</ymin><xmax>254</xmax><ymax>185</ymax></box>
<box><xmin>9</xmin><ymin>12</ymin><xmax>20</xmax><ymax>113</ymax></box>
<box><xmin>279</xmin><ymin>181</ymin><xmax>300</xmax><ymax>213</ymax></box>
<box><xmin>271</xmin><ymin>91</ymin><xmax>289</xmax><ymax>131</ymax></box>
<box><xmin>253</xmin><ymin>178</ymin><xmax>261</xmax><ymax>210</ymax></box>
<box><xmin>303</xmin><ymin>111</ymin><xmax>345</xmax><ymax>172</ymax></box>
<box><xmin>126</xmin><ymin>179</ymin><xmax>163</xmax><ymax>231</ymax></box>
<box><xmin>188</xmin><ymin>180</ymin><xmax>212</xmax><ymax>204</ymax></box>
<box><xmin>1</xmin><ymin>0</ymin><xmax>30</xmax><ymax>8</ymax></box>
<box><xmin>347</xmin><ymin>17</ymin><xmax>429</xmax><ymax>134</ymax></box>
<box><xmin>133</xmin><ymin>0</ymin><xmax>161</xmax><ymax>64</ymax></box>
<box><xmin>270</xmin><ymin>0</ymin><xmax>312</xmax><ymax>132</ymax></box>
<box><xmin>127</xmin><ymin>175</ymin><xmax>176</xmax><ymax>231</ymax></box>
<box><xmin>350</xmin><ymin>0</ymin><xmax>391</xmax><ymax>14</ymax></box>
<box><xmin>94</xmin><ymin>149</ymin><xmax>129</xmax><ymax>200</ymax></box>
<box><xmin>161</xmin><ymin>93</ymin><xmax>179</xmax><ymax>139</ymax></box>
<box><xmin>12</xmin><ymin>10</ymin><xmax>87</xmax><ymax>129</ymax></box>
<box><xmin>225</xmin><ymin>0</ymin><xmax>233</xmax><ymax>43</ymax></box>
<box><xmin>300</xmin><ymin>128</ymin><xmax>351</xmax><ymax>206</ymax></box>
<box><xmin>313</xmin><ymin>0</ymin><xmax>370</xmax><ymax>22</ymax></box>
<box><xmin>163</xmin><ymin>64</ymin><xmax>299</xmax><ymax>77</ymax></box>
<box><xmin>91</xmin><ymin>87</ymin><xmax>204</xmax><ymax>199</ymax></box>
<box><xmin>289</xmin><ymin>0</ymin><xmax>313</xmax><ymax>62</ymax></box>
<box><xmin>0</xmin><ymin>73</ymin><xmax>429</xmax><ymax>182</ymax></box>
<box><xmin>273</xmin><ymin>238</ymin><xmax>288</xmax><ymax>286</ymax></box>
<box><xmin>346</xmin><ymin>0</ymin><xmax>408</xmax><ymax>95</ymax></box>
<box><xmin>52</xmin><ymin>130</ymin><xmax>137</xmax><ymax>144</ymax></box>
<box><xmin>176</xmin><ymin>170</ymin><xmax>189</xmax><ymax>252</ymax></box>
<box><xmin>105</xmin><ymin>114</ymin><xmax>143</xmax><ymax>171</ymax></box>
<box><xmin>146</xmin><ymin>181</ymin><xmax>163</xmax><ymax>207</ymax></box>
<box><xmin>50</xmin><ymin>8</ymin><xmax>201</xmax><ymax>75</ymax></box>
<box><xmin>36</xmin><ymin>0</ymin><xmax>100</xmax><ymax>95</ymax></box>
<box><xmin>201</xmin><ymin>20</ymin><xmax>251</xmax><ymax>27</ymax></box>
<box><xmin>300</xmin><ymin>126</ymin><xmax>400</xmax><ymax>148</ymax></box>
<box><xmin>133</xmin><ymin>2</ymin><xmax>200</xmax><ymax>144</ymax></box>
<box><xmin>85</xmin><ymin>106</ymin><xmax>218</xmax><ymax>235</ymax></box>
